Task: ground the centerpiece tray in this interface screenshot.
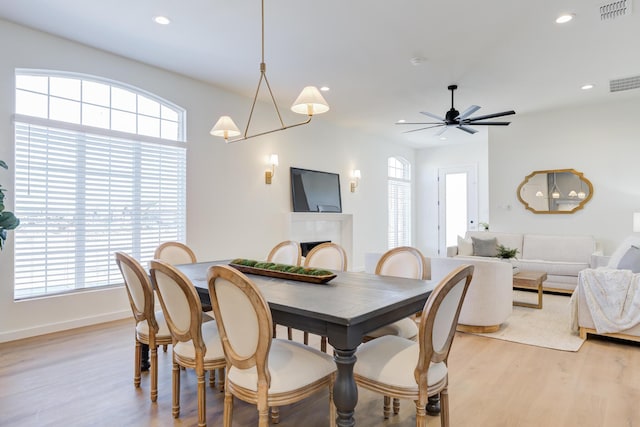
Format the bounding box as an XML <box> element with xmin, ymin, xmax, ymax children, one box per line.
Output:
<box><xmin>229</xmin><ymin>259</ymin><xmax>336</xmax><ymax>284</ymax></box>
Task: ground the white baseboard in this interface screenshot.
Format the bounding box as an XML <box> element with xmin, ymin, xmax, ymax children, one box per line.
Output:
<box><xmin>0</xmin><ymin>310</ymin><xmax>132</xmax><ymax>343</ymax></box>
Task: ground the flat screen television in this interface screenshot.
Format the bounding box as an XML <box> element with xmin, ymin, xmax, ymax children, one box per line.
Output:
<box><xmin>290</xmin><ymin>167</ymin><xmax>342</xmax><ymax>213</ymax></box>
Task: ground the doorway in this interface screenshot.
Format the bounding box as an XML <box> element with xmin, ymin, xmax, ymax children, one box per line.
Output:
<box><xmin>437</xmin><ymin>165</ymin><xmax>478</xmax><ymax>255</ymax></box>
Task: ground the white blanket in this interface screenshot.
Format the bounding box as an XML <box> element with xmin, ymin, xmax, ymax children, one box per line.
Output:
<box><xmin>571</xmin><ymin>268</ymin><xmax>640</xmax><ymax>333</ymax></box>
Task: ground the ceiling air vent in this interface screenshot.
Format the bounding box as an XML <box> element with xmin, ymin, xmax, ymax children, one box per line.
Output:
<box><xmin>609</xmin><ymin>75</ymin><xmax>640</xmax><ymax>92</ymax></box>
<box><xmin>600</xmin><ymin>0</ymin><xmax>633</xmax><ymax>20</ymax></box>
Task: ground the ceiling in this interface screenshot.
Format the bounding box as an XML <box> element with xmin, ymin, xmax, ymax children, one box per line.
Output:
<box><xmin>1</xmin><ymin>0</ymin><xmax>639</xmax><ymax>148</ymax></box>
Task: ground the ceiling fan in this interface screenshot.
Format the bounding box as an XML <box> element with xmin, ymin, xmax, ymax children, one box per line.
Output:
<box><xmin>397</xmin><ymin>85</ymin><xmax>515</xmax><ymax>135</ymax></box>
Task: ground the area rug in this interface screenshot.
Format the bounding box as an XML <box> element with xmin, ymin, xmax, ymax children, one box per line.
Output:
<box><xmin>467</xmin><ymin>290</ymin><xmax>586</xmax><ymax>352</ymax></box>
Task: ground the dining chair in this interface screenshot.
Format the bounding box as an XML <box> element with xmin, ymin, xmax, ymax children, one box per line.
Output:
<box><xmin>154</xmin><ymin>241</ymin><xmax>198</xmax><ymax>265</ymax></box>
<box><xmin>207</xmin><ymin>264</ymin><xmax>337</xmax><ymax>427</ymax></box>
<box><xmin>354</xmin><ymin>264</ymin><xmax>474</xmax><ymax>426</ymax></box>
<box><xmin>302</xmin><ymin>242</ymin><xmax>348</xmax><ymax>351</ymax></box>
<box><xmin>115</xmin><ymin>251</ymin><xmax>173</xmax><ymax>403</ymax></box>
<box><xmin>266</xmin><ymin>240</ymin><xmax>302</xmax><ymax>266</ymax></box>
<box><xmin>365</xmin><ymin>246</ymin><xmax>430</xmax><ymax>414</ymax></box>
<box><xmin>155</xmin><ymin>240</ymin><xmax>220</xmax><ymax>385</ymax></box>
<box><xmin>366</xmin><ymin>246</ymin><xmax>429</xmax><ymax>341</ymax></box>
<box><xmin>266</xmin><ymin>240</ymin><xmax>302</xmax><ymax>340</ymax></box>
<box><xmin>149</xmin><ymin>260</ymin><xmax>227</xmax><ymax>427</ymax></box>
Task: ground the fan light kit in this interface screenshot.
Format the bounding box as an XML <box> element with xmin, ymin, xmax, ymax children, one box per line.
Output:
<box><xmin>396</xmin><ymin>85</ymin><xmax>515</xmax><ymax>136</ymax></box>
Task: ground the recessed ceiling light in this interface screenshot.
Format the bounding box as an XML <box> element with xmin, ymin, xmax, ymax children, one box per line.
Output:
<box><xmin>320</xmin><ymin>86</ymin><xmax>330</xmax><ymax>92</ymax></box>
<box><xmin>153</xmin><ymin>16</ymin><xmax>171</xmax><ymax>25</ymax></box>
<box><xmin>397</xmin><ymin>119</ymin><xmax>406</xmax><ymax>123</ymax></box>
<box><xmin>581</xmin><ymin>84</ymin><xmax>594</xmax><ymax>90</ymax></box>
<box><xmin>555</xmin><ymin>13</ymin><xmax>574</xmax><ymax>24</ymax></box>
<box><xmin>439</xmin><ymin>136</ymin><xmax>447</xmax><ymax>140</ymax></box>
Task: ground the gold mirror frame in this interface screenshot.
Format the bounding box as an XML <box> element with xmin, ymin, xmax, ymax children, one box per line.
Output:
<box><xmin>517</xmin><ymin>169</ymin><xmax>593</xmax><ymax>214</ymax></box>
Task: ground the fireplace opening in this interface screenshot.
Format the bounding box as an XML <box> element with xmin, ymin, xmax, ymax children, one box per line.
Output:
<box><xmin>300</xmin><ymin>240</ymin><xmax>331</xmax><ymax>257</ymax></box>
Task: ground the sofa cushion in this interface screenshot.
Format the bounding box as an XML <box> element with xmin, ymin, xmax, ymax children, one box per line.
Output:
<box><xmin>522</xmin><ymin>234</ymin><xmax>595</xmax><ymax>263</ymax></box>
<box><xmin>471</xmin><ymin>236</ymin><xmax>498</xmax><ymax>257</ymax></box>
<box><xmin>457</xmin><ymin>235</ymin><xmax>473</xmax><ymax>256</ymax></box>
<box><xmin>617</xmin><ymin>245</ymin><xmax>640</xmax><ymax>273</ymax></box>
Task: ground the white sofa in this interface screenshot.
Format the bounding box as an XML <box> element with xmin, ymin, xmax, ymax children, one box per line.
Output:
<box><xmin>431</xmin><ymin>256</ymin><xmax>513</xmax><ymax>332</ymax></box>
<box><xmin>448</xmin><ymin>231</ymin><xmax>601</xmax><ymax>294</ymax></box>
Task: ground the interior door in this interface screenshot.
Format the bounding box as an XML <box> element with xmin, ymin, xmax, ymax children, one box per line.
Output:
<box><xmin>437</xmin><ymin>165</ymin><xmax>478</xmax><ymax>255</ymax></box>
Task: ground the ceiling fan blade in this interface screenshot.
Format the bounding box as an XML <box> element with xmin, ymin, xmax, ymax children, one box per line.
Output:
<box><xmin>435</xmin><ymin>126</ymin><xmax>449</xmax><ymax>136</ymax></box>
<box><xmin>457</xmin><ymin>125</ymin><xmax>478</xmax><ymax>134</ymax></box>
<box><xmin>420</xmin><ymin>111</ymin><xmax>446</xmax><ymax>121</ymax></box>
<box><xmin>396</xmin><ymin>121</ymin><xmax>444</xmax><ymax>125</ymax></box>
<box><xmin>463</xmin><ymin>121</ymin><xmax>511</xmax><ymax>126</ymax></box>
<box><xmin>467</xmin><ymin>110</ymin><xmax>516</xmax><ymax>121</ymax></box>
<box><xmin>402</xmin><ymin>124</ymin><xmax>445</xmax><ymax>134</ymax></box>
<box><xmin>457</xmin><ymin>105</ymin><xmax>481</xmax><ymax>120</ymax></box>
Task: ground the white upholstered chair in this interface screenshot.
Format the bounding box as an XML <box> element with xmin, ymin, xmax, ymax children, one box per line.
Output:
<box><xmin>154</xmin><ymin>241</ymin><xmax>197</xmax><ymax>265</ymax></box>
<box><xmin>267</xmin><ymin>240</ymin><xmax>302</xmax><ymax>340</ymax></box>
<box><xmin>149</xmin><ymin>260</ymin><xmax>226</xmax><ymax>427</ymax></box>
<box><xmin>207</xmin><ymin>265</ymin><xmax>337</xmax><ymax>427</ymax></box>
<box><xmin>303</xmin><ymin>242</ymin><xmax>348</xmax><ymax>351</ymax></box>
<box><xmin>115</xmin><ymin>251</ymin><xmax>173</xmax><ymax>402</ymax></box>
<box><xmin>430</xmin><ymin>256</ymin><xmax>513</xmax><ymax>333</ymax></box>
<box><xmin>354</xmin><ymin>264</ymin><xmax>474</xmax><ymax>426</ymax></box>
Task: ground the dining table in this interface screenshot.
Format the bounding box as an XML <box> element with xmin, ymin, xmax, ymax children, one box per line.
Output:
<box><xmin>176</xmin><ymin>260</ymin><xmax>435</xmax><ymax>427</ymax></box>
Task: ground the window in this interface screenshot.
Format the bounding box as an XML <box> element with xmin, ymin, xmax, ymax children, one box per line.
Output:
<box><xmin>13</xmin><ymin>70</ymin><xmax>186</xmax><ymax>299</ymax></box>
<box><xmin>388</xmin><ymin>156</ymin><xmax>411</xmax><ymax>249</ymax></box>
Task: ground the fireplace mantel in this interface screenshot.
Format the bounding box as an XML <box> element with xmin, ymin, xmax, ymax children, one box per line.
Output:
<box><xmin>287</xmin><ymin>213</ymin><xmax>353</xmax><ymax>269</ymax></box>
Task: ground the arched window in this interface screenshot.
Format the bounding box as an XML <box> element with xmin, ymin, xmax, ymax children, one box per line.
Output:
<box><xmin>13</xmin><ymin>70</ymin><xmax>187</xmax><ymax>299</ymax></box>
<box><xmin>388</xmin><ymin>156</ymin><xmax>411</xmax><ymax>249</ymax></box>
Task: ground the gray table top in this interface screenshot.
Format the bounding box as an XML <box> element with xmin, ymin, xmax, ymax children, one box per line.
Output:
<box><xmin>177</xmin><ymin>260</ymin><xmax>435</xmax><ymax>327</ymax></box>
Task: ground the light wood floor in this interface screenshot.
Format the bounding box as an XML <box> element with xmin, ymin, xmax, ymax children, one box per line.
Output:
<box><xmin>1</xmin><ymin>319</ymin><xmax>640</xmax><ymax>426</ymax></box>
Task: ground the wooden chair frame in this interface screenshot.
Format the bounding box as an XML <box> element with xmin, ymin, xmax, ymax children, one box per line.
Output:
<box><xmin>375</xmin><ymin>246</ymin><xmax>429</xmax><ymax>280</ymax></box>
<box><xmin>115</xmin><ymin>251</ymin><xmax>172</xmax><ymax>402</ymax></box>
<box><xmin>150</xmin><ymin>260</ymin><xmax>226</xmax><ymax>427</ymax></box>
<box><xmin>207</xmin><ymin>265</ymin><xmax>336</xmax><ymax>427</ymax></box>
<box><xmin>154</xmin><ymin>241</ymin><xmax>197</xmax><ymax>265</ymax></box>
<box><xmin>355</xmin><ymin>264</ymin><xmax>474</xmax><ymax>427</ymax></box>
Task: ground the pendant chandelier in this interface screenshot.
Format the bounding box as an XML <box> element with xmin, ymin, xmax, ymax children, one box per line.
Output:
<box><xmin>210</xmin><ymin>0</ymin><xmax>329</xmax><ymax>143</ymax></box>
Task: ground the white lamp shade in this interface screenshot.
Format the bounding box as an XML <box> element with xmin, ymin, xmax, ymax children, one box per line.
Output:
<box><xmin>269</xmin><ymin>154</ymin><xmax>279</xmax><ymax>166</ymax></box>
<box><xmin>210</xmin><ymin>115</ymin><xmax>241</xmax><ymax>138</ymax></box>
<box><xmin>577</xmin><ymin>191</ymin><xmax>586</xmax><ymax>199</ymax></box>
<box><xmin>535</xmin><ymin>191</ymin><xmax>544</xmax><ymax>197</ymax></box>
<box><xmin>568</xmin><ymin>190</ymin><xmax>578</xmax><ymax>197</ymax></box>
<box><xmin>291</xmin><ymin>86</ymin><xmax>330</xmax><ymax>115</ymax></box>
<box><xmin>353</xmin><ymin>169</ymin><xmax>361</xmax><ymax>179</ymax></box>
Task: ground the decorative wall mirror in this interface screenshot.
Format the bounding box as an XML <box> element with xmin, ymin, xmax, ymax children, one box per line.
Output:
<box><xmin>517</xmin><ymin>169</ymin><xmax>593</xmax><ymax>214</ymax></box>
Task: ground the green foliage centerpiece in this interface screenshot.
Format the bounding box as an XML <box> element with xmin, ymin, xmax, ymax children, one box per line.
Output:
<box><xmin>496</xmin><ymin>244</ymin><xmax>518</xmax><ymax>260</ymax></box>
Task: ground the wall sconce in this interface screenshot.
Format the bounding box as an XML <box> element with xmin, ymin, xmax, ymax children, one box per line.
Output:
<box><xmin>265</xmin><ymin>154</ymin><xmax>278</xmax><ymax>184</ymax></box>
<box><xmin>350</xmin><ymin>169</ymin><xmax>361</xmax><ymax>193</ymax></box>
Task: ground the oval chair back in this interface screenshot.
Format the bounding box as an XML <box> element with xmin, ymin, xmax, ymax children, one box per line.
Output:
<box><xmin>375</xmin><ymin>246</ymin><xmax>428</xmax><ymax>280</ymax></box>
<box><xmin>303</xmin><ymin>242</ymin><xmax>348</xmax><ymax>271</ymax></box>
<box><xmin>154</xmin><ymin>241</ymin><xmax>197</xmax><ymax>265</ymax></box>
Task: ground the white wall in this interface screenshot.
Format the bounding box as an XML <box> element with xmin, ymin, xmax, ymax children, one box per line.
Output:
<box><xmin>489</xmin><ymin>96</ymin><xmax>640</xmax><ymax>255</ymax></box>
<box><xmin>0</xmin><ymin>19</ymin><xmax>414</xmax><ymax>342</ymax></box>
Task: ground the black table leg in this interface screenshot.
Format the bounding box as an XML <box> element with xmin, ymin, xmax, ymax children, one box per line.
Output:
<box><xmin>333</xmin><ymin>348</ymin><xmax>358</xmax><ymax>427</ymax></box>
<box><xmin>141</xmin><ymin>343</ymin><xmax>150</xmax><ymax>371</ymax></box>
<box><xmin>426</xmin><ymin>394</ymin><xmax>441</xmax><ymax>415</ymax></box>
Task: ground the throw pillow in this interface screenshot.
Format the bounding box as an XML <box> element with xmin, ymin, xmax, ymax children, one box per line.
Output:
<box><xmin>471</xmin><ymin>236</ymin><xmax>498</xmax><ymax>257</ymax></box>
<box><xmin>617</xmin><ymin>245</ymin><xmax>640</xmax><ymax>273</ymax></box>
<box><xmin>457</xmin><ymin>235</ymin><xmax>473</xmax><ymax>256</ymax></box>
<box><xmin>607</xmin><ymin>235</ymin><xmax>640</xmax><ymax>269</ymax></box>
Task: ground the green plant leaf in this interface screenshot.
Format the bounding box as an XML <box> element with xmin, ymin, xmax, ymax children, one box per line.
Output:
<box><xmin>0</xmin><ymin>160</ymin><xmax>7</xmax><ymax>170</ymax></box>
